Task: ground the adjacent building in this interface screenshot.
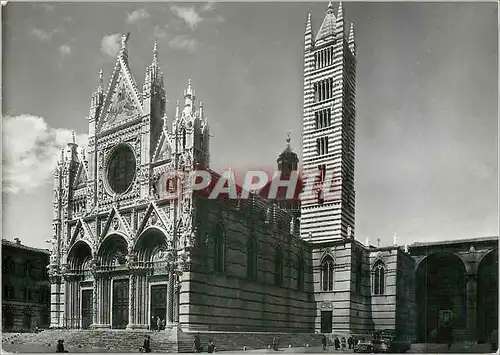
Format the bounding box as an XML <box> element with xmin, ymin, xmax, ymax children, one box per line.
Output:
<box><xmin>2</xmin><ymin>238</ymin><xmax>51</xmax><ymax>332</ymax></box>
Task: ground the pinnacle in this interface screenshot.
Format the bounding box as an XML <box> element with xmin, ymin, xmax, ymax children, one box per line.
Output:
<box><xmin>327</xmin><ymin>1</ymin><xmax>334</xmax><ymax>14</ymax></box>
<box><xmin>121</xmin><ymin>32</ymin><xmax>130</xmax><ymax>50</ymax></box>
<box><xmin>337</xmin><ymin>0</ymin><xmax>344</xmax><ymax>18</ymax></box>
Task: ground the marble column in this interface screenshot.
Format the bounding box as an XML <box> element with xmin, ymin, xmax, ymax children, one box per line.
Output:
<box><xmin>166</xmin><ymin>268</ymin><xmax>175</xmax><ymax>326</ymax></box>
<box><xmin>127</xmin><ymin>274</ymin><xmax>134</xmax><ymax>328</ymax></box>
<box><xmin>465</xmin><ymin>273</ymin><xmax>478</xmax><ymax>342</ymax></box>
<box><xmin>92</xmin><ymin>276</ymin><xmax>98</xmax><ymax>326</ymax></box>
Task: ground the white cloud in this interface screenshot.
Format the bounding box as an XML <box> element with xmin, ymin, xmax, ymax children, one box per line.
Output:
<box><xmin>31</xmin><ymin>28</ymin><xmax>57</xmax><ymax>41</ymax></box>
<box><xmin>2</xmin><ymin>115</ymin><xmax>88</xmax><ymax>195</ymax></box>
<box><xmin>58</xmin><ymin>44</ymin><xmax>71</xmax><ymax>55</ymax></box>
<box><xmin>169</xmin><ymin>35</ymin><xmax>198</xmax><ymax>52</ymax></box>
<box><xmin>101</xmin><ymin>33</ymin><xmax>121</xmax><ymax>57</ymax></box>
<box><xmin>127</xmin><ymin>8</ymin><xmax>150</xmax><ymax>24</ymax></box>
<box><xmin>170</xmin><ymin>5</ymin><xmax>203</xmax><ymax>30</ymax></box>
<box><xmin>201</xmin><ymin>1</ymin><xmax>216</xmax><ymax>12</ymax></box>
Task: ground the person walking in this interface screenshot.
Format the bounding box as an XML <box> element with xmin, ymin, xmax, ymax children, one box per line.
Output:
<box><xmin>272</xmin><ymin>337</ymin><xmax>279</xmax><ymax>351</ymax></box>
<box><xmin>321</xmin><ymin>334</ymin><xmax>327</xmax><ymax>350</ymax></box>
<box><xmin>193</xmin><ymin>335</ymin><xmax>202</xmax><ymax>353</ymax></box>
<box><xmin>156</xmin><ymin>316</ymin><xmax>162</xmax><ymax>332</ymax></box>
<box><xmin>334</xmin><ymin>337</ymin><xmax>340</xmax><ymax>350</ymax></box>
<box><xmin>347</xmin><ymin>335</ymin><xmax>353</xmax><ymax>349</ymax></box>
<box><xmin>341</xmin><ymin>336</ymin><xmax>346</xmax><ymax>350</ymax></box>
<box><xmin>142</xmin><ymin>335</ymin><xmax>151</xmax><ymax>353</ymax></box>
<box><xmin>55</xmin><ymin>339</ymin><xmax>68</xmax><ymax>353</ymax></box>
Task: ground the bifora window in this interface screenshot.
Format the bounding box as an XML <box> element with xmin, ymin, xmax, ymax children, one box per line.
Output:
<box><xmin>107</xmin><ymin>145</ymin><xmax>136</xmax><ymax>194</ymax></box>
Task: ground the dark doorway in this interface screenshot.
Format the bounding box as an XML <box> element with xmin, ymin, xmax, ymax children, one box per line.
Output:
<box><xmin>150</xmin><ymin>284</ymin><xmax>168</xmax><ymax>328</ymax></box>
<box><xmin>321</xmin><ymin>311</ymin><xmax>333</xmax><ymax>333</ymax></box>
<box><xmin>2</xmin><ymin>307</ymin><xmax>14</xmax><ymax>330</ymax></box>
<box><xmin>81</xmin><ymin>289</ymin><xmax>93</xmax><ymax>329</ymax></box>
<box><xmin>477</xmin><ymin>249</ymin><xmax>498</xmax><ymax>343</ymax></box>
<box><xmin>415</xmin><ymin>253</ymin><xmax>466</xmax><ymax>342</ymax></box>
<box><xmin>112</xmin><ymin>279</ymin><xmax>129</xmax><ymax>329</ymax></box>
<box><xmin>23</xmin><ymin>309</ymin><xmax>32</xmax><ymax>331</ymax></box>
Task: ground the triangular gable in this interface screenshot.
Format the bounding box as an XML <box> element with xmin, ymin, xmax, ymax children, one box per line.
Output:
<box><xmin>101</xmin><ymin>206</ymin><xmax>132</xmax><ymax>241</ymax></box>
<box><xmin>153</xmin><ymin>129</ymin><xmax>174</xmax><ymax>162</ymax></box>
<box><xmin>68</xmin><ymin>218</ymin><xmax>96</xmax><ymax>253</ymax></box>
<box><xmin>98</xmin><ymin>55</ymin><xmax>144</xmax><ymax>133</ymax></box>
<box><xmin>73</xmin><ymin>163</ymin><xmax>88</xmax><ymax>189</ymax></box>
<box><xmin>135</xmin><ymin>202</ymin><xmax>170</xmax><ymax>238</ymax></box>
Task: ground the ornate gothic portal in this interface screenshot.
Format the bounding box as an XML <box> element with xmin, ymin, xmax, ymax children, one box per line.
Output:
<box><xmin>415</xmin><ymin>253</ymin><xmax>467</xmax><ymax>342</ymax></box>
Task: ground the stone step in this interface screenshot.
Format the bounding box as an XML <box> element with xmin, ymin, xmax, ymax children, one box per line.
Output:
<box><xmin>5</xmin><ymin>329</ymin><xmax>324</xmax><ymax>353</ymax></box>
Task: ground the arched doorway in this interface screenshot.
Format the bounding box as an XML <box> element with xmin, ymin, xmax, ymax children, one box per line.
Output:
<box><xmin>476</xmin><ymin>249</ymin><xmax>498</xmax><ymax>343</ymax></box>
<box><xmin>134</xmin><ymin>227</ymin><xmax>169</xmax><ymax>329</ymax></box>
<box><xmin>97</xmin><ymin>234</ymin><xmax>129</xmax><ymax>329</ymax></box>
<box><xmin>67</xmin><ymin>241</ymin><xmax>92</xmax><ymax>329</ymax></box>
<box><xmin>416</xmin><ymin>252</ymin><xmax>467</xmax><ymax>342</ymax></box>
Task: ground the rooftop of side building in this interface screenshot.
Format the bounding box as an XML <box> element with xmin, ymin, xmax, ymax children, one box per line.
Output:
<box><xmin>2</xmin><ymin>238</ymin><xmax>51</xmax><ymax>255</ymax></box>
<box><xmin>409</xmin><ymin>235</ymin><xmax>498</xmax><ymax>248</ymax></box>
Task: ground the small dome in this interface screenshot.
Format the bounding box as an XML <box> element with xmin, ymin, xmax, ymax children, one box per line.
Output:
<box><xmin>277</xmin><ymin>132</ymin><xmax>298</xmax><ymax>164</ymax></box>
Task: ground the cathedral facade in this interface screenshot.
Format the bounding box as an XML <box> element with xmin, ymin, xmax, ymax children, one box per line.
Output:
<box><xmin>48</xmin><ymin>4</ymin><xmax>497</xmax><ymax>344</ymax></box>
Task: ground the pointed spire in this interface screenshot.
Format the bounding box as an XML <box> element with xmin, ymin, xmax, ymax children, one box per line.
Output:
<box><xmin>72</xmin><ymin>130</ymin><xmax>76</xmax><ymax>144</ymax></box>
<box><xmin>285</xmin><ymin>131</ymin><xmax>291</xmax><ymax>148</ymax></box>
<box><xmin>337</xmin><ymin>0</ymin><xmax>343</xmax><ymax>18</ymax></box>
<box><xmin>98</xmin><ymin>68</ymin><xmax>103</xmax><ymax>93</ymax></box>
<box><xmin>153</xmin><ymin>39</ymin><xmax>158</xmax><ymax>61</ymax></box>
<box><xmin>120</xmin><ymin>32</ymin><xmax>130</xmax><ymax>59</ymax></box>
<box><xmin>184</xmin><ymin>79</ymin><xmax>195</xmax><ymax>108</ymax></box>
<box><xmin>175</xmin><ymin>100</ymin><xmax>180</xmax><ymax>117</ymax></box>
<box><xmin>305</xmin><ymin>13</ymin><xmax>312</xmax><ymax>34</ymax></box>
<box><xmin>121</xmin><ymin>33</ymin><xmax>129</xmax><ymax>50</ymax></box>
<box><xmin>348</xmin><ymin>22</ymin><xmax>356</xmax><ymax>54</ymax></box>
<box><xmin>199</xmin><ymin>100</ymin><xmax>204</xmax><ymax>118</ymax></box>
<box><xmin>315</xmin><ymin>1</ymin><xmax>337</xmax><ymax>41</ymax></box>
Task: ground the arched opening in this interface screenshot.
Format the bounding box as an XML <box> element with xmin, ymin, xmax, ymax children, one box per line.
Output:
<box><xmin>97</xmin><ymin>235</ymin><xmax>129</xmax><ymax>329</ymax></box>
<box><xmin>415</xmin><ymin>252</ymin><xmax>467</xmax><ymax>343</ymax></box>
<box><xmin>372</xmin><ymin>260</ymin><xmax>386</xmax><ymax>295</ymax></box>
<box><xmin>134</xmin><ymin>228</ymin><xmax>169</xmax><ymax>262</ymax></box>
<box><xmin>213</xmin><ymin>223</ymin><xmax>226</xmax><ymax>273</ymax></box>
<box><xmin>97</xmin><ymin>234</ymin><xmax>128</xmax><ymax>267</ymax></box>
<box><xmin>476</xmin><ymin>249</ymin><xmax>498</xmax><ymax>344</ymax></box>
<box><xmin>321</xmin><ymin>255</ymin><xmax>334</xmax><ymax>292</ymax></box>
<box><xmin>67</xmin><ymin>241</ymin><xmax>92</xmax><ymax>273</ymax></box>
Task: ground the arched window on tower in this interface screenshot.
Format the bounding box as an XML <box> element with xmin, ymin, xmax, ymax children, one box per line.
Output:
<box><xmin>274</xmin><ymin>247</ymin><xmax>283</xmax><ymax>286</ymax></box>
<box><xmin>321</xmin><ymin>255</ymin><xmax>335</xmax><ymax>291</ymax></box>
<box><xmin>372</xmin><ymin>260</ymin><xmax>386</xmax><ymax>295</ymax></box>
<box><xmin>247</xmin><ymin>236</ymin><xmax>258</xmax><ymax>280</ymax></box>
<box><xmin>182</xmin><ymin>129</ymin><xmax>187</xmax><ymax>150</ymax></box>
<box><xmin>213</xmin><ymin>223</ymin><xmax>226</xmax><ymax>273</ymax></box>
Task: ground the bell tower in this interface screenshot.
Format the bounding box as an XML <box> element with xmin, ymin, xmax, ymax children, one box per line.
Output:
<box><xmin>300</xmin><ymin>2</ymin><xmax>356</xmax><ymax>243</ymax></box>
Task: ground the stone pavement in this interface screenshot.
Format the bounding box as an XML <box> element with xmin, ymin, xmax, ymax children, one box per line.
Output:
<box><xmin>1</xmin><ymin>343</ymin><xmax>354</xmax><ymax>354</ymax></box>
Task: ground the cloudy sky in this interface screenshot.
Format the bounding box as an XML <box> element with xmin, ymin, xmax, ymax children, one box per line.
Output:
<box><xmin>2</xmin><ymin>2</ymin><xmax>498</xmax><ymax>249</ymax></box>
